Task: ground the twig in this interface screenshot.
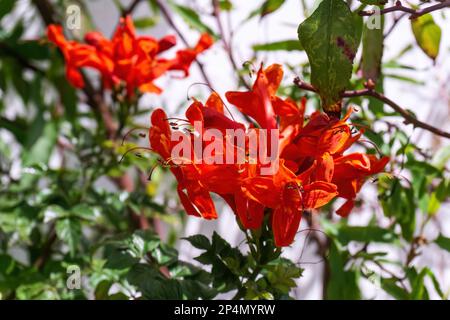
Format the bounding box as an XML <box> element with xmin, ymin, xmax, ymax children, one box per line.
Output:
<box><xmin>32</xmin><ymin>0</ymin><xmax>57</xmax><ymax>24</ymax></box>
<box><xmin>384</xmin><ymin>12</ymin><xmax>408</xmax><ymax>38</ymax></box>
<box><xmin>33</xmin><ymin>224</ymin><xmax>57</xmax><ymax>270</ymax></box>
<box><xmin>359</xmin><ymin>0</ymin><xmax>450</xmax><ymax>19</ymax></box>
<box><xmin>293</xmin><ymin>77</ymin><xmax>450</xmax><ymax>139</ymax></box>
<box><xmin>121</xmin><ymin>0</ymin><xmax>143</xmax><ymax>16</ymax></box>
<box><xmin>212</xmin><ymin>0</ymin><xmax>251</xmax><ymax>90</ymax></box>
<box><xmin>154</xmin><ymin>0</ymin><xmax>213</xmax><ymax>89</ymax></box>
<box><xmin>0</xmin><ymin>42</ymin><xmax>46</xmax><ymax>75</ymax></box>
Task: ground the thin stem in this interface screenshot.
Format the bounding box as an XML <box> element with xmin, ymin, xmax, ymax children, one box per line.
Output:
<box><xmin>154</xmin><ymin>0</ymin><xmax>213</xmax><ymax>89</ymax></box>
<box><xmin>293</xmin><ymin>77</ymin><xmax>450</xmax><ymax>139</ymax></box>
<box><xmin>122</xmin><ymin>0</ymin><xmax>143</xmax><ymax>16</ymax></box>
<box><xmin>212</xmin><ymin>0</ymin><xmax>251</xmax><ymax>90</ymax></box>
<box><xmin>359</xmin><ymin>0</ymin><xmax>450</xmax><ymax>19</ymax></box>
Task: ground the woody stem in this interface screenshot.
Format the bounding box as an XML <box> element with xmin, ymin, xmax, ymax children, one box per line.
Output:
<box><xmin>293</xmin><ymin>77</ymin><xmax>450</xmax><ymax>139</ymax></box>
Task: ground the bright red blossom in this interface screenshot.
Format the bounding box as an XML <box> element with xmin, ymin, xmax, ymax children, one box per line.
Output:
<box><xmin>47</xmin><ymin>16</ymin><xmax>213</xmax><ymax>96</ymax></box>
<box><xmin>148</xmin><ymin>64</ymin><xmax>389</xmax><ymax>247</ymax></box>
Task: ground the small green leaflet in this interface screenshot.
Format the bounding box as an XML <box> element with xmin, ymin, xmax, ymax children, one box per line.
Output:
<box><xmin>169</xmin><ymin>2</ymin><xmax>217</xmax><ymax>38</ymax></box>
<box><xmin>248</xmin><ymin>0</ymin><xmax>286</xmax><ymax>20</ymax></box>
<box><xmin>253</xmin><ymin>39</ymin><xmax>302</xmax><ymax>52</ymax></box>
<box><xmin>411</xmin><ymin>14</ymin><xmax>441</xmax><ymax>60</ymax></box>
<box><xmin>362</xmin><ymin>15</ymin><xmax>384</xmax><ymax>81</ymax></box>
<box><xmin>435</xmin><ymin>234</ymin><xmax>450</xmax><ymax>252</ymax></box>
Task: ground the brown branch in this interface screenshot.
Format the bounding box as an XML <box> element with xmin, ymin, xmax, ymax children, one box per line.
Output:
<box><xmin>212</xmin><ymin>0</ymin><xmax>251</xmax><ymax>90</ymax></box>
<box><xmin>0</xmin><ymin>42</ymin><xmax>46</xmax><ymax>75</ymax></box>
<box><xmin>33</xmin><ymin>224</ymin><xmax>57</xmax><ymax>270</ymax></box>
<box><xmin>154</xmin><ymin>0</ymin><xmax>213</xmax><ymax>89</ymax></box>
<box><xmin>32</xmin><ymin>0</ymin><xmax>57</xmax><ymax>25</ymax></box>
<box><xmin>121</xmin><ymin>0</ymin><xmax>143</xmax><ymax>16</ymax></box>
<box><xmin>359</xmin><ymin>0</ymin><xmax>450</xmax><ymax>19</ymax></box>
<box><xmin>293</xmin><ymin>77</ymin><xmax>450</xmax><ymax>139</ymax></box>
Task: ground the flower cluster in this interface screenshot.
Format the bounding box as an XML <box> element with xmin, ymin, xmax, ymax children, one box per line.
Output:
<box><xmin>47</xmin><ymin>16</ymin><xmax>213</xmax><ymax>96</ymax></box>
<box><xmin>149</xmin><ymin>64</ymin><xmax>389</xmax><ymax>247</ymax></box>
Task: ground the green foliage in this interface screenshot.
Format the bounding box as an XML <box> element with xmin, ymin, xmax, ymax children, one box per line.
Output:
<box><xmin>298</xmin><ymin>0</ymin><xmax>362</xmax><ymax>109</ymax></box>
<box><xmin>362</xmin><ymin>15</ymin><xmax>384</xmax><ymax>81</ymax></box>
<box><xmin>247</xmin><ymin>0</ymin><xmax>286</xmax><ymax>20</ymax></box>
<box><xmin>168</xmin><ymin>1</ymin><xmax>217</xmax><ymax>38</ymax></box>
<box><xmin>253</xmin><ymin>40</ymin><xmax>303</xmax><ymax>52</ymax></box>
<box><xmin>411</xmin><ymin>14</ymin><xmax>441</xmax><ymax>60</ymax></box>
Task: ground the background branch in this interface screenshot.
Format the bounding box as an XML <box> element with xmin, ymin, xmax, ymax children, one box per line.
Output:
<box><xmin>154</xmin><ymin>0</ymin><xmax>213</xmax><ymax>89</ymax></box>
<box><xmin>359</xmin><ymin>0</ymin><xmax>450</xmax><ymax>18</ymax></box>
<box><xmin>294</xmin><ymin>77</ymin><xmax>450</xmax><ymax>139</ymax></box>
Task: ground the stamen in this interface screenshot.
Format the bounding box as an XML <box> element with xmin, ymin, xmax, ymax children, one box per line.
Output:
<box><xmin>118</xmin><ymin>147</ymin><xmax>154</xmax><ymax>163</ymax></box>
<box><xmin>121</xmin><ymin>127</ymin><xmax>148</xmax><ymax>146</ymax></box>
<box><xmin>358</xmin><ymin>139</ymin><xmax>383</xmax><ymax>156</ymax></box>
<box><xmin>186</xmin><ymin>82</ymin><xmax>237</xmax><ymax>122</ymax></box>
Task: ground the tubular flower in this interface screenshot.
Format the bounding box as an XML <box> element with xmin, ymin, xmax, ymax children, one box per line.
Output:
<box><xmin>149</xmin><ymin>108</ymin><xmax>218</xmax><ymax>219</ymax></box>
<box><xmin>145</xmin><ymin>64</ymin><xmax>389</xmax><ymax>247</ymax></box>
<box><xmin>47</xmin><ymin>16</ymin><xmax>213</xmax><ymax>96</ymax></box>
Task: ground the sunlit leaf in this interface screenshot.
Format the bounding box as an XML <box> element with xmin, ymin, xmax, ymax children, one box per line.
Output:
<box><xmin>298</xmin><ymin>0</ymin><xmax>362</xmax><ymax>113</ymax></box>
<box><xmin>253</xmin><ymin>39</ymin><xmax>303</xmax><ymax>51</ymax></box>
<box><xmin>411</xmin><ymin>14</ymin><xmax>441</xmax><ymax>60</ymax></box>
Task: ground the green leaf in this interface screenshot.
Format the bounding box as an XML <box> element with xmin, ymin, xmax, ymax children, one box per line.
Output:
<box><xmin>127</xmin><ymin>264</ymin><xmax>183</xmax><ymax>299</ymax></box>
<box><xmin>253</xmin><ymin>39</ymin><xmax>303</xmax><ymax>52</ymax></box>
<box><xmin>362</xmin><ymin>15</ymin><xmax>384</xmax><ymax>81</ymax></box>
<box><xmin>265</xmin><ymin>258</ymin><xmax>303</xmax><ymax>294</ymax></box>
<box><xmin>183</xmin><ymin>234</ymin><xmax>211</xmax><ymax>250</ymax></box>
<box><xmin>432</xmin><ymin>145</ymin><xmax>450</xmax><ymax>170</ymax></box>
<box><xmin>133</xmin><ymin>17</ymin><xmax>157</xmax><ymax>29</ymax></box>
<box><xmin>169</xmin><ymin>2</ymin><xmax>217</xmax><ymax>38</ymax></box>
<box><xmin>104</xmin><ymin>249</ymin><xmax>138</xmax><ymax>270</ymax></box>
<box><xmin>0</xmin><ymin>0</ymin><xmax>15</xmax><ymax>20</ymax></box>
<box><xmin>358</xmin><ymin>0</ymin><xmax>387</xmax><ymax>4</ymax></box>
<box><xmin>219</xmin><ymin>0</ymin><xmax>233</xmax><ymax>11</ymax></box>
<box><xmin>298</xmin><ymin>0</ymin><xmax>362</xmax><ymax>111</ymax></box>
<box><xmin>337</xmin><ymin>225</ymin><xmax>397</xmax><ymax>245</ymax></box>
<box><xmin>435</xmin><ymin>234</ymin><xmax>450</xmax><ymax>252</ymax></box>
<box><xmin>380</xmin><ymin>278</ymin><xmax>409</xmax><ymax>299</ymax></box>
<box><xmin>248</xmin><ymin>0</ymin><xmax>286</xmax><ymax>20</ymax></box>
<box><xmin>41</xmin><ymin>205</ymin><xmax>69</xmax><ymax>223</ymax></box>
<box><xmin>326</xmin><ymin>240</ymin><xmax>361</xmax><ymax>299</ymax></box>
<box><xmin>55</xmin><ymin>218</ymin><xmax>81</xmax><ymax>257</ymax></box>
<box><xmin>22</xmin><ymin>121</ymin><xmax>58</xmax><ymax>166</ymax></box>
<box><xmin>411</xmin><ymin>14</ymin><xmax>441</xmax><ymax>60</ymax></box>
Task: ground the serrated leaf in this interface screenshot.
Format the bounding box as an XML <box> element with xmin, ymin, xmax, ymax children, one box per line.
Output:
<box><xmin>253</xmin><ymin>39</ymin><xmax>302</xmax><ymax>51</ymax></box>
<box><xmin>55</xmin><ymin>218</ymin><xmax>81</xmax><ymax>257</ymax></box>
<box><xmin>104</xmin><ymin>249</ymin><xmax>138</xmax><ymax>270</ymax></box>
<box><xmin>411</xmin><ymin>14</ymin><xmax>441</xmax><ymax>60</ymax></box>
<box><xmin>298</xmin><ymin>0</ymin><xmax>362</xmax><ymax>112</ymax></box>
<box><xmin>183</xmin><ymin>234</ymin><xmax>210</xmax><ymax>250</ymax></box>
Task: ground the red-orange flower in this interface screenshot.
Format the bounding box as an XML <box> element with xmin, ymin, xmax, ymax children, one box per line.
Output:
<box><xmin>149</xmin><ymin>108</ymin><xmax>218</xmax><ymax>220</ymax></box>
<box><xmin>47</xmin><ymin>16</ymin><xmax>213</xmax><ymax>96</ymax></box>
<box><xmin>145</xmin><ymin>63</ymin><xmax>389</xmax><ymax>247</ymax></box>
<box><xmin>242</xmin><ymin>161</ymin><xmax>338</xmax><ymax>246</ymax></box>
